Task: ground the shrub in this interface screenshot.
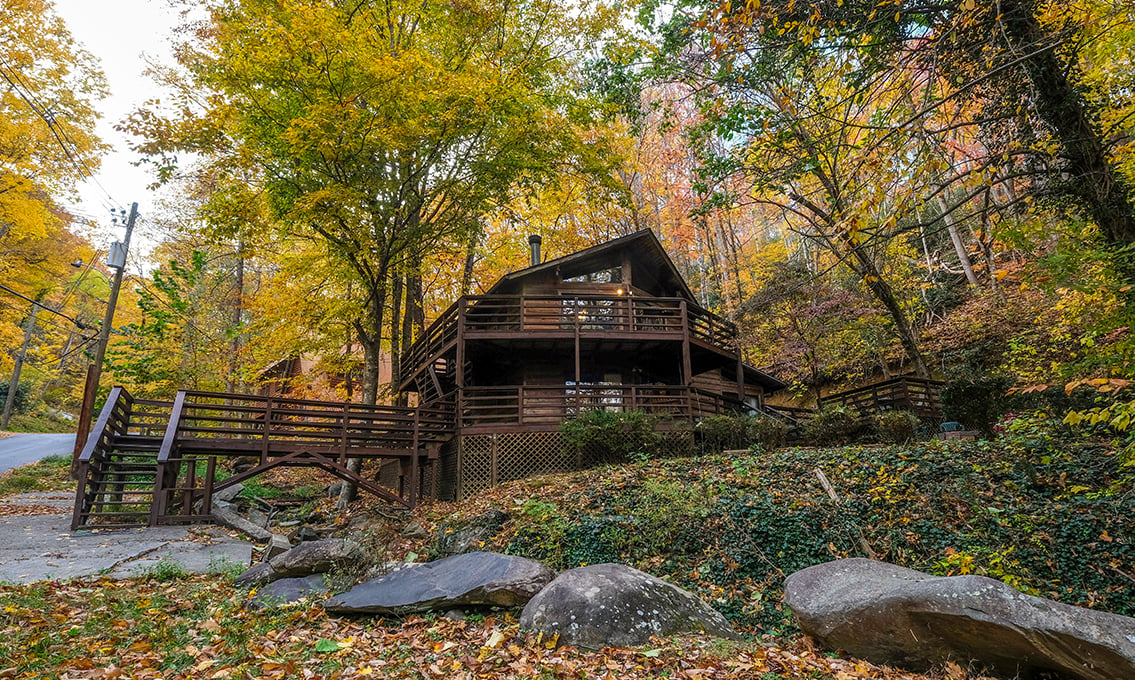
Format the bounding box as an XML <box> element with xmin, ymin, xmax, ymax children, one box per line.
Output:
<box><xmin>873</xmin><ymin>410</ymin><xmax>921</xmax><ymax>443</ymax></box>
<box><xmin>697</xmin><ymin>413</ymin><xmax>790</xmax><ymax>454</ymax></box>
<box><xmin>746</xmin><ymin>415</ymin><xmax>789</xmax><ymax>450</ymax></box>
<box><xmin>802</xmin><ymin>404</ymin><xmax>861</xmax><ymax>445</ymax></box>
<box><xmin>696</xmin><ymin>414</ymin><xmax>747</xmax><ymax>452</ymax></box>
<box><xmin>560</xmin><ymin>409</ymin><xmax>662</xmax><ymax>463</ymax></box>
<box><xmin>941</xmin><ymin>375</ymin><xmax>1016</xmax><ymax>435</ymax></box>
<box><xmin>0</xmin><ymin>381</ymin><xmax>29</xmax><ymax>416</ymax></box>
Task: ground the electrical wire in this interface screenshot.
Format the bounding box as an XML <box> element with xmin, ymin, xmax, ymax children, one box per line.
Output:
<box><xmin>0</xmin><ymin>284</ymin><xmax>92</xmax><ymax>328</ymax></box>
<box><xmin>0</xmin><ymin>54</ymin><xmax>124</xmax><ymax>211</ymax></box>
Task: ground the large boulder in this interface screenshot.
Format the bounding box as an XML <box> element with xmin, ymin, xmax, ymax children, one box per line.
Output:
<box><xmin>520</xmin><ymin>563</ymin><xmax>739</xmax><ymax>650</ymax></box>
<box><xmin>269</xmin><ymin>538</ymin><xmax>364</xmax><ymax>578</ymax></box>
<box><xmin>784</xmin><ymin>558</ymin><xmax>1135</xmax><ymax>680</ymax></box>
<box><xmin>323</xmin><ymin>551</ymin><xmax>553</xmax><ymax>615</ymax></box>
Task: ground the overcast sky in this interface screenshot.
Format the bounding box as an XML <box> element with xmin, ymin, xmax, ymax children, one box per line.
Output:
<box><xmin>54</xmin><ymin>0</ymin><xmax>183</xmax><ymax>264</ymax></box>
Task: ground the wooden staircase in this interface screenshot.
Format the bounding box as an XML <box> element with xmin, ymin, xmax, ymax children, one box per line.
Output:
<box><xmin>72</xmin><ymin>387</ymin><xmax>454</xmax><ymax>531</ymax></box>
<box><xmin>72</xmin><ymin>436</ymin><xmax>162</xmax><ymax>528</ymax></box>
<box><xmin>71</xmin><ymin>389</ymin><xmax>172</xmax><ymax>529</ymax></box>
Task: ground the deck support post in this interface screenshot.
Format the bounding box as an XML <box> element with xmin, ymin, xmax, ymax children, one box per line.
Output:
<box><xmin>680</xmin><ymin>300</ymin><xmax>692</xmax><ymax>386</ymax></box>
<box><xmin>736</xmin><ymin>347</ymin><xmax>745</xmax><ymax>407</ymax></box>
<box><xmin>573</xmin><ymin>296</ymin><xmax>581</xmax><ymax>384</ymax></box>
<box><xmin>456</xmin><ymin>298</ymin><xmax>466</xmax><ymax>428</ymax></box>
<box><xmin>409</xmin><ymin>410</ymin><xmax>420</xmax><ymax>507</ymax></box>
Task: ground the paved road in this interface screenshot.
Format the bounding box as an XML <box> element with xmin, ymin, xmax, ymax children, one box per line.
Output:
<box><xmin>0</xmin><ymin>433</ymin><xmax>76</xmax><ymax>474</ymax></box>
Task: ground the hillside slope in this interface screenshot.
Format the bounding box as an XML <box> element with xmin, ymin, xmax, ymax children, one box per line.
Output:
<box><xmin>410</xmin><ymin>434</ymin><xmax>1133</xmax><ymax>635</ymax></box>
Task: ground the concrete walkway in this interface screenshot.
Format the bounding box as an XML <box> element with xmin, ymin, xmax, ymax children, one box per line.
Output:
<box><xmin>0</xmin><ymin>433</ymin><xmax>76</xmax><ymax>474</ymax></box>
<box><xmin>0</xmin><ymin>492</ymin><xmax>254</xmax><ymax>585</ymax></box>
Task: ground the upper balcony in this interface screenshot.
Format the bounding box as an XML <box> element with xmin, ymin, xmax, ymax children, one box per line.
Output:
<box><xmin>401</xmin><ymin>294</ymin><xmax>737</xmax><ymax>388</ymax></box>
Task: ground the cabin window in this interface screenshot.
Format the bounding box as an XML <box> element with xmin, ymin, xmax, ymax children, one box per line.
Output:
<box><xmin>565</xmin><ymin>374</ymin><xmax>624</xmax><ymax>413</ymax></box>
<box><xmin>561</xmin><ymin>297</ymin><xmax>619</xmax><ymax>329</ymax></box>
<box><xmin>564</xmin><ymin>266</ymin><xmax>622</xmax><ymax>284</ymax></box>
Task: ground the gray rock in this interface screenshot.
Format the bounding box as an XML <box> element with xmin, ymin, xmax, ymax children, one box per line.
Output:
<box><xmin>401</xmin><ymin>521</ymin><xmax>429</xmax><ymax>539</ymax></box>
<box><xmin>213</xmin><ymin>503</ymin><xmax>274</xmax><ymax>542</ymax></box>
<box><xmin>324</xmin><ymin>551</ymin><xmax>553</xmax><ymax>615</ymax></box>
<box><xmin>289</xmin><ymin>525</ymin><xmax>321</xmax><ymax>543</ymax></box>
<box><xmin>234</xmin><ymin>562</ymin><xmax>277</xmax><ymax>588</ymax></box>
<box><xmin>362</xmin><ymin>560</ymin><xmax>427</xmax><ymax>582</ymax></box>
<box><xmin>433</xmin><ymin>509</ymin><xmax>509</xmax><ymax>556</ymax></box>
<box><xmin>269</xmin><ymin>538</ymin><xmax>364</xmax><ymax>578</ymax></box>
<box><xmin>261</xmin><ymin>534</ymin><xmax>292</xmax><ymax>562</ymax></box>
<box><xmin>245</xmin><ymin>574</ymin><xmax>327</xmax><ymax>611</ymax></box>
<box><xmin>520</xmin><ymin>563</ymin><xmax>739</xmax><ymax>650</ymax></box>
<box><xmin>784</xmin><ymin>558</ymin><xmax>1135</xmax><ymax>680</ymax></box>
<box><xmin>213</xmin><ymin>483</ymin><xmax>244</xmax><ymax>504</ymax></box>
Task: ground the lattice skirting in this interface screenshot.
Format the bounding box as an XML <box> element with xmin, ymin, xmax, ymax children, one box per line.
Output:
<box><xmin>443</xmin><ymin>429</ymin><xmax>694</xmax><ymax>501</ymax></box>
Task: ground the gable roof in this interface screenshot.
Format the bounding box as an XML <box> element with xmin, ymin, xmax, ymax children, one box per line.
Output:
<box><xmin>485</xmin><ymin>229</ymin><xmax>696</xmax><ymax>301</ymax></box>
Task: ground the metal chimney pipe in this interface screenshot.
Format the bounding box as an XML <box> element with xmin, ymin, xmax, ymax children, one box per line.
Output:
<box><xmin>528</xmin><ymin>234</ymin><xmax>542</xmax><ymax>266</ymax></box>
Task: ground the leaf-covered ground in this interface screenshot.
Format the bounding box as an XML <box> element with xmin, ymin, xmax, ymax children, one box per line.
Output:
<box><xmin>3</xmin><ymin>429</ymin><xmax>1128</xmax><ymax>679</ymax></box>
<box><xmin>1</xmin><ymin>574</ymin><xmax>965</xmax><ymax>680</ymax></box>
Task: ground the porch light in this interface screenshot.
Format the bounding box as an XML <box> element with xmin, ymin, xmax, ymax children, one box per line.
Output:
<box><xmin>616</xmin><ymin>288</ymin><xmax>624</xmax><ymax>295</ymax></box>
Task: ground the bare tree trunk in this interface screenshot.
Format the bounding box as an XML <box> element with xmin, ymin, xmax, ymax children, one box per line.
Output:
<box><xmin>461</xmin><ymin>223</ymin><xmax>481</xmax><ymax>296</ymax></box>
<box><xmin>339</xmin><ymin>273</ymin><xmax>386</xmax><ymax>509</ymax></box>
<box><xmin>227</xmin><ymin>247</ymin><xmax>245</xmax><ymax>393</ymax></box>
<box><xmin>389</xmin><ymin>267</ymin><xmax>403</xmax><ymax>405</ymax></box>
<box><xmin>937</xmin><ymin>194</ymin><xmax>980</xmax><ymax>287</ymax></box>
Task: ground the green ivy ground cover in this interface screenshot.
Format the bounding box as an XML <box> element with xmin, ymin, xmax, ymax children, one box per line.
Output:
<box><xmin>488</xmin><ymin>437</ymin><xmax>1132</xmax><ymax>635</ymax></box>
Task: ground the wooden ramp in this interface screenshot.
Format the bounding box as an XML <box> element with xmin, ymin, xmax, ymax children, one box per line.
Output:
<box><xmin>72</xmin><ymin>387</ymin><xmax>453</xmax><ymax>530</ymax></box>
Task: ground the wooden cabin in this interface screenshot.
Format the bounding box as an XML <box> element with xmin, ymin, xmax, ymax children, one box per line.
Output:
<box><xmin>397</xmin><ymin>229</ymin><xmax>785</xmax><ymax>498</ymax></box>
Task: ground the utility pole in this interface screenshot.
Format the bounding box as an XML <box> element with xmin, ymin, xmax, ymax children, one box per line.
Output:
<box><xmin>74</xmin><ymin>202</ymin><xmax>138</xmax><ymax>458</ymax></box>
<box><xmin>2</xmin><ymin>300</ymin><xmax>41</xmax><ymax>430</ymax></box>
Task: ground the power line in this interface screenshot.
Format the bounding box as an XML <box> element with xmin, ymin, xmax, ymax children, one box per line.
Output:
<box><xmin>0</xmin><ymin>54</ymin><xmax>124</xmax><ymax>211</ymax></box>
<box><xmin>0</xmin><ymin>284</ymin><xmax>92</xmax><ymax>329</ymax></box>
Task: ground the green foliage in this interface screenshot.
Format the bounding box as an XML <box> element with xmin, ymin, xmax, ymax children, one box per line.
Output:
<box><xmin>802</xmin><ymin>405</ymin><xmax>861</xmax><ymax>446</ymax></box>
<box><xmin>872</xmin><ymin>410</ymin><xmax>921</xmax><ymax>444</ymax></box>
<box><xmin>696</xmin><ymin>414</ymin><xmax>749</xmax><ymax>452</ymax></box>
<box><xmin>5</xmin><ymin>406</ymin><xmax>75</xmax><ymax>433</ymax></box>
<box><xmin>746</xmin><ymin>416</ymin><xmax>789</xmax><ymax>451</ymax></box>
<box><xmin>697</xmin><ymin>413</ymin><xmax>788</xmax><ymax>453</ymax></box>
<box><xmin>0</xmin><ymin>381</ymin><xmax>29</xmax><ymax>416</ymax></box>
<box><xmin>133</xmin><ymin>556</ymin><xmax>189</xmax><ymax>581</ymax></box>
<box><xmin>560</xmin><ymin>409</ymin><xmax>663</xmax><ymax>463</ymax></box>
<box><xmin>941</xmin><ymin>375</ymin><xmax>1016</xmax><ymax>435</ymax></box>
<box><xmin>1065</xmin><ymin>396</ymin><xmax>1135</xmax><ymax>468</ymax></box>
<box><xmin>0</xmin><ymin>454</ymin><xmax>72</xmax><ymax>496</ymax></box>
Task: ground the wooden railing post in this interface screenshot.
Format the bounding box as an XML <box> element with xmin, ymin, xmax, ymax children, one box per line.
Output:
<box><xmin>517</xmin><ymin>387</ymin><xmax>525</xmax><ymax>425</ymax></box>
<box><xmin>153</xmin><ymin>390</ymin><xmax>187</xmax><ymax>525</ymax></box>
<box><xmin>339</xmin><ymin>402</ymin><xmax>350</xmax><ymax>465</ymax></box>
<box><xmin>456</xmin><ymin>298</ymin><xmax>466</xmax><ymax>430</ymax></box>
<box><xmin>680</xmin><ymin>300</ymin><xmax>692</xmax><ymax>385</ymax></box>
<box><xmin>409</xmin><ymin>409</ymin><xmax>420</xmax><ymax>507</ymax></box>
<box><xmin>261</xmin><ymin>396</ymin><xmax>273</xmax><ymax>466</ymax></box>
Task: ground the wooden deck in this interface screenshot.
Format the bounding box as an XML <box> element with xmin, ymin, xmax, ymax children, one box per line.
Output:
<box><xmin>400</xmin><ymin>294</ymin><xmax>738</xmax><ymax>392</ymax></box>
<box><xmin>820</xmin><ymin>376</ymin><xmax>945</xmax><ymax>420</ymax></box>
<box><xmin>457</xmin><ymin>384</ymin><xmax>751</xmax><ymax>433</ymax></box>
<box><xmin>72</xmin><ymin>388</ymin><xmax>453</xmax><ymax>529</ymax></box>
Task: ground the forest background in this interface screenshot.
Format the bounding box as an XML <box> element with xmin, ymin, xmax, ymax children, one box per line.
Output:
<box><xmin>3</xmin><ymin>0</ymin><xmax>1135</xmax><ymax>434</ymax></box>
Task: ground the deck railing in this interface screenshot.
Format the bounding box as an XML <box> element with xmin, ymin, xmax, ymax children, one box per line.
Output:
<box><xmin>820</xmin><ymin>376</ymin><xmax>945</xmax><ymax>420</ymax></box>
<box><xmin>402</xmin><ymin>294</ymin><xmax>738</xmax><ymax>387</ymax></box>
<box><xmin>158</xmin><ymin>390</ymin><xmax>453</xmax><ymax>464</ymax></box>
<box><xmin>458</xmin><ymin>384</ymin><xmax>745</xmax><ymax>430</ymax></box>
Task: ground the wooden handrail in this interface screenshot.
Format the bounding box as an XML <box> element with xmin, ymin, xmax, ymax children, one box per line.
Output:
<box><xmin>157</xmin><ymin>390</ymin><xmax>187</xmax><ymax>464</ymax></box>
<box><xmin>78</xmin><ymin>385</ymin><xmax>127</xmax><ymax>464</ymax></box>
